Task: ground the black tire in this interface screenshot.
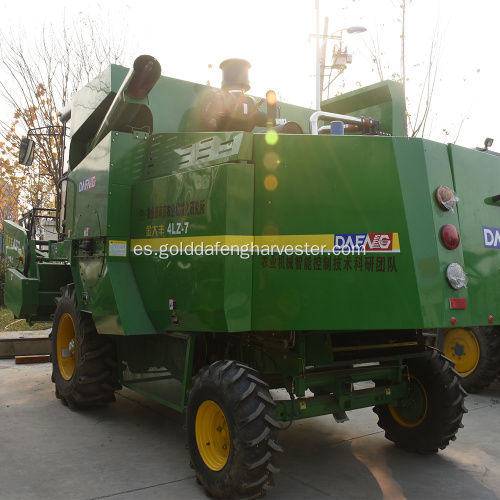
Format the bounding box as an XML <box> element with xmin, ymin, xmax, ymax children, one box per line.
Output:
<box><xmin>186</xmin><ymin>360</ymin><xmax>282</xmax><ymax>500</ymax></box>
<box><xmin>51</xmin><ymin>284</ymin><xmax>121</xmax><ymax>409</ymax></box>
<box><xmin>373</xmin><ymin>348</ymin><xmax>467</xmax><ymax>454</ymax></box>
<box><xmin>444</xmin><ymin>326</ymin><xmax>500</xmax><ymax>393</ymax></box>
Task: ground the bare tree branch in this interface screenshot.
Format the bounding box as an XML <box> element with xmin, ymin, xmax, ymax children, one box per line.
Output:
<box><xmin>0</xmin><ymin>14</ymin><xmax>128</xmax><ymax>218</ymax></box>
<box><xmin>362</xmin><ymin>0</ymin><xmax>449</xmax><ymax>139</ymax></box>
<box><xmin>363</xmin><ymin>33</ymin><xmax>385</xmax><ymax>81</ymax></box>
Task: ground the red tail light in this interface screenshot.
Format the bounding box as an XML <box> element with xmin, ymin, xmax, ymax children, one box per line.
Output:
<box><xmin>441</xmin><ymin>224</ymin><xmax>460</xmax><ymax>249</ymax></box>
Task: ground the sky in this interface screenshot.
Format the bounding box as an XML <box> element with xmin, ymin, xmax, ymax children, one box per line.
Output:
<box><xmin>2</xmin><ymin>0</ymin><xmax>500</xmax><ymax>149</ymax></box>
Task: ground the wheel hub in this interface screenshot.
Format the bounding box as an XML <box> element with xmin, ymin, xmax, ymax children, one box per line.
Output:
<box><xmin>57</xmin><ymin>313</ymin><xmax>77</xmax><ymax>381</ymax></box>
<box><xmin>389</xmin><ymin>375</ymin><xmax>428</xmax><ymax>428</ymax></box>
<box><xmin>451</xmin><ymin>341</ymin><xmax>466</xmax><ymax>358</ymax></box>
<box><xmin>195</xmin><ymin>400</ymin><xmax>230</xmax><ymax>471</ymax></box>
<box><xmin>444</xmin><ymin>328</ymin><xmax>479</xmax><ymax>376</ymax></box>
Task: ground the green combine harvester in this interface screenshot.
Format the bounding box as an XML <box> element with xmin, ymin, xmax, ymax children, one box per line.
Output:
<box><xmin>4</xmin><ymin>55</ymin><xmax>500</xmax><ymax>499</ymax></box>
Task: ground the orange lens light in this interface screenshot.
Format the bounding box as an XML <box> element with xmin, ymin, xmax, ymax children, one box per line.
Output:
<box><xmin>266</xmin><ymin>90</ymin><xmax>277</xmax><ymax>106</ymax></box>
<box><xmin>435</xmin><ymin>186</ymin><xmax>456</xmax><ymax>211</ymax></box>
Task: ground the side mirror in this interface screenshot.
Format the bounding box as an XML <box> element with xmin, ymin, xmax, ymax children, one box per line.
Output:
<box><xmin>19</xmin><ymin>137</ymin><xmax>35</xmax><ymax>166</ymax></box>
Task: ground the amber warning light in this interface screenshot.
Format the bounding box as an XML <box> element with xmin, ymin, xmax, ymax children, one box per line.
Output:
<box><xmin>435</xmin><ymin>186</ymin><xmax>459</xmax><ymax>212</ymax></box>
<box><xmin>266</xmin><ymin>90</ymin><xmax>277</xmax><ymax>127</ymax></box>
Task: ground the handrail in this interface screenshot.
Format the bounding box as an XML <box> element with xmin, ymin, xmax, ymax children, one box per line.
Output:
<box><xmin>309</xmin><ymin>111</ymin><xmax>377</xmax><ymax>135</ymax></box>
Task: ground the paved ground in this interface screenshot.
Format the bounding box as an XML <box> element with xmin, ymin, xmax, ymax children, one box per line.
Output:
<box><xmin>1</xmin><ymin>358</ymin><xmax>499</xmax><ymax>500</ymax></box>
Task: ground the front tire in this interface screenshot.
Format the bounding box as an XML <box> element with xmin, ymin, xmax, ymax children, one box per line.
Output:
<box><xmin>374</xmin><ymin>348</ymin><xmax>466</xmax><ymax>454</ymax></box>
<box><xmin>186</xmin><ymin>360</ymin><xmax>282</xmax><ymax>499</ymax></box>
<box><xmin>51</xmin><ymin>285</ymin><xmax>121</xmax><ymax>409</ymax></box>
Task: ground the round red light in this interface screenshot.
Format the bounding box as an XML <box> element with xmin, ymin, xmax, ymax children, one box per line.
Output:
<box><xmin>435</xmin><ymin>186</ymin><xmax>456</xmax><ymax>211</ymax></box>
<box><xmin>489</xmin><ymin>315</ymin><xmax>494</xmax><ymax>324</ymax></box>
<box><xmin>451</xmin><ymin>317</ymin><xmax>457</xmax><ymax>326</ymax></box>
<box><xmin>441</xmin><ymin>224</ymin><xmax>460</xmax><ymax>249</ymax></box>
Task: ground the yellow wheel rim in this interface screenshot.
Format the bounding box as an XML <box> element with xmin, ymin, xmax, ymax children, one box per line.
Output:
<box><xmin>195</xmin><ymin>400</ymin><xmax>230</xmax><ymax>471</ymax></box>
<box><xmin>56</xmin><ymin>313</ymin><xmax>77</xmax><ymax>381</ymax></box>
<box><xmin>389</xmin><ymin>375</ymin><xmax>428</xmax><ymax>428</ymax></box>
<box><xmin>443</xmin><ymin>328</ymin><xmax>479</xmax><ymax>377</ymax></box>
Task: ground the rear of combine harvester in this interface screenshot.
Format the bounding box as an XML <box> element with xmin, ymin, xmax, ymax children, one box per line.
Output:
<box><xmin>4</xmin><ymin>54</ymin><xmax>499</xmax><ymax>499</ymax></box>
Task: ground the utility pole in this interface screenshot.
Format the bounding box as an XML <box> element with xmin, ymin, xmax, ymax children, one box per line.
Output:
<box><xmin>315</xmin><ymin>0</ymin><xmax>320</xmax><ymax>110</ymax></box>
<box><xmin>319</xmin><ymin>16</ymin><xmax>329</xmax><ymax>107</ymax></box>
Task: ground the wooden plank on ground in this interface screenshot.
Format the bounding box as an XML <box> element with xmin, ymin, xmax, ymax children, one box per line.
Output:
<box><xmin>14</xmin><ymin>355</ymin><xmax>51</xmax><ymax>364</ymax></box>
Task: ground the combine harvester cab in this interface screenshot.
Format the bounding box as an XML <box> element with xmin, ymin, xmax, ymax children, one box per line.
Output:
<box><xmin>7</xmin><ymin>55</ymin><xmax>500</xmax><ymax>499</ymax></box>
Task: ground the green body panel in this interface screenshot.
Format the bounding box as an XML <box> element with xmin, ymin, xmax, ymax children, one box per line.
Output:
<box><xmin>64</xmin><ymin>130</ymin><xmax>257</xmax><ymax>334</ymax></box>
<box><xmin>251</xmin><ymin>135</ymin><xmax>465</xmax><ymax>330</ymax></box>
<box><xmin>65</xmin><ymin>133</ymin><xmax>156</xmax><ymax>334</ymax></box>
<box><xmin>66</xmin><ymin>136</ymin><xmax>111</xmax><ymax>239</ymax></box>
<box><xmin>5</xmin><ymin>268</ymin><xmax>39</xmax><ymax>318</ymax></box>
<box><xmin>130</xmin><ymin>160</ymin><xmax>254</xmax><ymax>332</ymax></box>
<box><xmin>70</xmin><ymin>65</ymin><xmax>128</xmax><ymax>138</ymax></box>
<box><xmin>3</xmin><ymin>222</ymin><xmax>72</xmax><ymax>321</ymax></box>
<box><xmin>395</xmin><ymin>139</ymin><xmax>469</xmax><ymax>327</ymax></box>
<box><xmin>4</xmin><ymin>262</ymin><xmax>72</xmax><ymax>320</ymax></box>
<box><xmin>321</xmin><ymin>80</ymin><xmax>405</xmax><ymax>136</ymax></box>
<box><xmin>48</xmin><ymin>241</ymin><xmax>69</xmax><ymax>259</ymax></box>
<box><xmin>449</xmin><ymin>145</ymin><xmax>500</xmax><ymax>325</ymax></box>
<box><xmin>142</xmin><ymin>131</ymin><xmax>254</xmax><ymax>180</ymax></box>
<box><xmin>69</xmin><ymin>65</ymin><xmax>129</xmax><ymax>169</ymax></box>
<box><xmin>3</xmin><ymin>220</ymin><xmax>28</xmax><ymax>273</ymax></box>
<box><xmin>94</xmin><ymin>261</ymin><xmax>156</xmax><ymax>335</ymax></box>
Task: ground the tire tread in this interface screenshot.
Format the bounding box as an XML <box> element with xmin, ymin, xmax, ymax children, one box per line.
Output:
<box><xmin>186</xmin><ymin>360</ymin><xmax>281</xmax><ymax>499</ymax></box>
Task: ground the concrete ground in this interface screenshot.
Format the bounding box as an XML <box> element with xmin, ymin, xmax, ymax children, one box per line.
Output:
<box><xmin>1</xmin><ymin>357</ymin><xmax>499</xmax><ymax>500</ymax></box>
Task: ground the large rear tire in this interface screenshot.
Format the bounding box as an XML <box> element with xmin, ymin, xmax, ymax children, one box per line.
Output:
<box><xmin>51</xmin><ymin>284</ymin><xmax>121</xmax><ymax>409</ymax></box>
<box><xmin>186</xmin><ymin>360</ymin><xmax>282</xmax><ymax>500</ymax></box>
<box><xmin>443</xmin><ymin>326</ymin><xmax>500</xmax><ymax>393</ymax></box>
<box><xmin>373</xmin><ymin>348</ymin><xmax>466</xmax><ymax>453</ymax></box>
